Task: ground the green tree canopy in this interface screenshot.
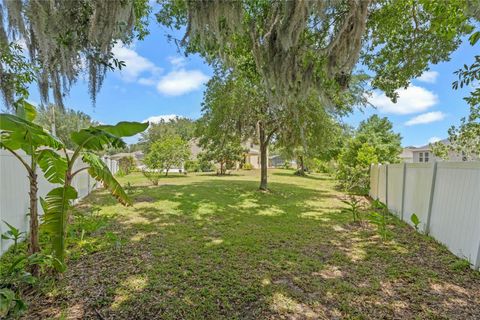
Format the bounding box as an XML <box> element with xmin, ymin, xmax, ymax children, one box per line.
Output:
<box><xmin>337</xmin><ymin>115</ymin><xmax>402</xmax><ymax>194</ymax></box>
<box><xmin>34</xmin><ymin>105</ymin><xmax>98</xmax><ymax>150</ymax></box>
<box><xmin>144</xmin><ymin>135</ymin><xmax>190</xmax><ymax>176</ymax></box>
<box><xmin>140</xmin><ymin>117</ymin><xmax>195</xmax><ymax>152</ymax></box>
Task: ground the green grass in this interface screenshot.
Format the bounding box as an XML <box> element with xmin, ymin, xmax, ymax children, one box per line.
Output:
<box><xmin>13</xmin><ymin>169</ymin><xmax>480</xmax><ymax>319</ymax></box>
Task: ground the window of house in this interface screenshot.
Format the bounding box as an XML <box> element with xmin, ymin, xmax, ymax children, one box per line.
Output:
<box><xmin>419</xmin><ymin>152</ymin><xmax>424</xmax><ymax>162</ymax></box>
<box><xmin>424</xmin><ymin>152</ymin><xmax>429</xmax><ymax>162</ymax></box>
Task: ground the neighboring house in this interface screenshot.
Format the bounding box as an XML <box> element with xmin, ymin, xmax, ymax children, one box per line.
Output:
<box><xmin>109</xmin><ymin>151</ymin><xmax>145</xmax><ymax>167</ymax></box>
<box><xmin>403</xmin><ymin>139</ymin><xmax>478</xmax><ymax>163</ymax></box>
<box><xmin>189</xmin><ymin>138</ymin><xmax>203</xmax><ymax>159</ymax></box>
<box><xmin>399</xmin><ymin>147</ymin><xmax>414</xmax><ymax>163</ymax></box>
<box><xmin>268</xmin><ymin>154</ymin><xmax>297</xmax><ymax>168</ymax></box>
<box><xmin>241</xmin><ymin>139</ymin><xmax>262</xmax><ymax>169</ymax></box>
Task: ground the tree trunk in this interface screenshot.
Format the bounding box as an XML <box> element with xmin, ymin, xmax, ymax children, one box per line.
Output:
<box><xmin>165</xmin><ymin>168</ymin><xmax>169</xmax><ymax>176</ymax></box>
<box><xmin>28</xmin><ymin>170</ymin><xmax>40</xmax><ymax>275</ymax></box>
<box><xmin>259</xmin><ymin>122</ymin><xmax>268</xmax><ymax>191</ymax></box>
<box><xmin>298</xmin><ymin>156</ymin><xmax>305</xmax><ymax>175</ymax></box>
<box><xmin>220</xmin><ymin>162</ymin><xmax>224</xmax><ymax>175</ymax></box>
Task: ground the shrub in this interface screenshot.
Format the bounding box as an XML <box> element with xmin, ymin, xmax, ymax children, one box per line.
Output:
<box><xmin>118</xmin><ymin>156</ymin><xmax>135</xmax><ymax>176</ymax></box>
<box><xmin>198</xmin><ymin>158</ymin><xmax>216</xmax><ymax>172</ymax></box>
<box><xmin>242</xmin><ymin>163</ymin><xmax>253</xmax><ymax>170</ymax></box>
<box><xmin>185</xmin><ymin>160</ymin><xmax>200</xmax><ymax>172</ymax></box>
<box><xmin>142</xmin><ymin>170</ymin><xmax>162</xmax><ymax>185</ymax></box>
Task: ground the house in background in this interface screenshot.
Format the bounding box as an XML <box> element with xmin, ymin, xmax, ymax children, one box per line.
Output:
<box><xmin>109</xmin><ymin>151</ymin><xmax>145</xmax><ymax>168</ymax></box>
<box><xmin>400</xmin><ymin>139</ymin><xmax>477</xmax><ymax>163</ymax></box>
<box><xmin>242</xmin><ymin>139</ymin><xmax>261</xmax><ymax>169</ymax></box>
<box><xmin>399</xmin><ymin>147</ymin><xmax>414</xmax><ymax>163</ymax></box>
<box><xmin>268</xmin><ymin>154</ymin><xmax>297</xmax><ymax>168</ymax></box>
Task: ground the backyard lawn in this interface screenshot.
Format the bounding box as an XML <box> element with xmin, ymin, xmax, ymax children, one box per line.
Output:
<box><xmin>23</xmin><ymin>169</ymin><xmax>480</xmax><ymax>319</ymax></box>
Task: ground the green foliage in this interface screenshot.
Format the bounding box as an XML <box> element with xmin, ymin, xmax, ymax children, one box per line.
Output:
<box><xmin>450</xmin><ymin>259</ymin><xmax>472</xmax><ymax>272</ymax></box>
<box><xmin>0</xmin><ymin>42</ymin><xmax>37</xmax><ymax>108</ymax></box>
<box><xmin>341</xmin><ymin>196</ymin><xmax>363</xmax><ymax>223</ymax></box>
<box><xmin>82</xmin><ymin>152</ymin><xmax>132</xmax><ymax>206</ymax></box>
<box><xmin>337</xmin><ymin>115</ymin><xmax>401</xmax><ymax>194</ymax></box>
<box><xmin>242</xmin><ymin>163</ymin><xmax>253</xmax><ymax>170</ymax></box>
<box><xmin>40</xmin><ymin>186</ymin><xmax>78</xmax><ymax>265</ymax></box>
<box><xmin>35</xmin><ymin>104</ymin><xmax>98</xmax><ymax>149</ymax></box>
<box><xmin>368</xmin><ymin>200</ymin><xmax>391</xmax><ymax>241</ymax></box>
<box><xmin>198</xmin><ymin>139</ymin><xmax>244</xmax><ymax>175</ymax></box>
<box><xmin>144</xmin><ymin>135</ymin><xmax>190</xmax><ymax>176</ymax></box>
<box><xmin>140</xmin><ymin>117</ymin><xmax>196</xmax><ymax>151</ymax></box>
<box><xmin>0</xmin><ymin>288</ymin><xmax>27</xmax><ymax>318</ymax></box>
<box><xmin>142</xmin><ymin>170</ymin><xmax>162</xmax><ymax>186</ymax></box>
<box><xmin>184</xmin><ymin>160</ymin><xmax>200</xmax><ymax>173</ymax></box>
<box><xmin>430</xmin><ymin>141</ymin><xmax>450</xmax><ymax>160</ymax></box>
<box><xmin>1</xmin><ymin>221</ymin><xmax>25</xmax><ymax>254</ymax></box>
<box><xmin>410</xmin><ymin>213</ymin><xmax>421</xmax><ymax>231</ymax></box>
<box><xmin>118</xmin><ymin>156</ymin><xmax>136</xmax><ymax>176</ymax></box>
<box><xmin>38</xmin><ymin>121</ymin><xmax>147</xmax><ymax>267</ymax></box>
<box><xmin>198</xmin><ymin>157</ymin><xmax>216</xmax><ymax>172</ymax></box>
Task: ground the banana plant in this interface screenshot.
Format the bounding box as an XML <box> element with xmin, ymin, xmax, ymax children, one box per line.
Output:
<box><xmin>0</xmin><ymin>100</ymin><xmax>63</xmax><ymax>262</ymax></box>
<box><xmin>40</xmin><ymin>121</ymin><xmax>148</xmax><ymax>267</ymax></box>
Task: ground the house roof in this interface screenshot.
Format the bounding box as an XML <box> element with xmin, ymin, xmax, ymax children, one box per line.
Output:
<box><xmin>409</xmin><ymin>139</ymin><xmax>450</xmax><ymax>151</ymax></box>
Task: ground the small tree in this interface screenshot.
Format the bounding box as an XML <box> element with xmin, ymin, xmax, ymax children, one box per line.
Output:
<box><xmin>0</xmin><ymin>101</ymin><xmax>63</xmax><ymax>265</ymax></box>
<box><xmin>118</xmin><ymin>156</ymin><xmax>136</xmax><ymax>175</ymax></box>
<box><xmin>199</xmin><ymin>139</ymin><xmax>244</xmax><ymax>175</ymax></box>
<box><xmin>337</xmin><ymin>115</ymin><xmax>401</xmax><ymax>194</ymax></box>
<box><xmin>39</xmin><ymin>121</ymin><xmax>148</xmax><ymax>267</ymax></box>
<box><xmin>144</xmin><ymin>135</ymin><xmax>190</xmax><ymax>176</ymax></box>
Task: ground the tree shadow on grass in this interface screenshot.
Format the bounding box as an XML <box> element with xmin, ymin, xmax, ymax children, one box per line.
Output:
<box><xmin>272</xmin><ymin>171</ymin><xmax>331</xmax><ymax>181</ymax></box>
<box><xmin>24</xmin><ymin>177</ymin><xmax>480</xmax><ymax>320</ymax></box>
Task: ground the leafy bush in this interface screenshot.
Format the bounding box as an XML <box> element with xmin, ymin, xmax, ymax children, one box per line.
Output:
<box><xmin>341</xmin><ymin>195</ymin><xmax>363</xmax><ymax>222</ymax></box>
<box><xmin>118</xmin><ymin>156</ymin><xmax>135</xmax><ymax>175</ymax></box>
<box><xmin>336</xmin><ymin>115</ymin><xmax>401</xmax><ymax>195</ymax></box>
<box><xmin>282</xmin><ymin>161</ymin><xmax>293</xmax><ymax>170</ymax></box>
<box><xmin>185</xmin><ymin>160</ymin><xmax>200</xmax><ymax>172</ymax></box>
<box><xmin>142</xmin><ymin>170</ymin><xmax>162</xmax><ymax>185</ymax></box>
<box><xmin>242</xmin><ymin>163</ymin><xmax>253</xmax><ymax>170</ymax></box>
<box><xmin>198</xmin><ymin>157</ymin><xmax>216</xmax><ymax>172</ymax></box>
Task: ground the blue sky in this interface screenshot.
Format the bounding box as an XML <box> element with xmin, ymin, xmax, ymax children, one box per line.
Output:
<box><xmin>20</xmin><ymin>19</ymin><xmax>478</xmax><ymax>147</ymax></box>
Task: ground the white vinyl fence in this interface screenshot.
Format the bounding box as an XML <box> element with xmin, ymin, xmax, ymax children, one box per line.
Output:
<box><xmin>370</xmin><ymin>162</ymin><xmax>480</xmax><ymax>270</ymax></box>
<box><xmin>0</xmin><ymin>149</ymin><xmax>118</xmax><ymax>255</ymax></box>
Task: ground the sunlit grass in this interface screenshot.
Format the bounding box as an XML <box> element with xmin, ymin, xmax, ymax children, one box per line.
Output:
<box><xmin>14</xmin><ymin>169</ymin><xmax>480</xmax><ymax>319</ymax></box>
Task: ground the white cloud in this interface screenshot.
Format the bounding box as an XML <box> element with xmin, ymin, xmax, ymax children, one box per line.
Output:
<box><xmin>143</xmin><ymin>114</ymin><xmax>182</xmax><ymax>124</ymax></box>
<box><xmin>428</xmin><ymin>136</ymin><xmax>442</xmax><ymax>144</ymax></box>
<box><xmin>112</xmin><ymin>43</ymin><xmax>162</xmax><ymax>82</ymax></box>
<box><xmin>168</xmin><ymin>56</ymin><xmax>186</xmax><ymax>68</ymax></box>
<box><xmin>157</xmin><ymin>69</ymin><xmax>209</xmax><ymax>96</ymax></box>
<box><xmin>369</xmin><ymin>85</ymin><xmax>439</xmax><ymax>115</ymax></box>
<box><xmin>417</xmin><ymin>71</ymin><xmax>439</xmax><ymax>84</ymax></box>
<box><xmin>405</xmin><ymin>111</ymin><xmax>446</xmax><ymax>126</ymax></box>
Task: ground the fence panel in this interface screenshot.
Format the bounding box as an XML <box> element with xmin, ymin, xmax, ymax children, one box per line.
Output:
<box><xmin>386</xmin><ymin>164</ymin><xmax>404</xmax><ymax>217</ymax></box>
<box><xmin>377</xmin><ymin>165</ymin><xmax>387</xmax><ymax>203</ymax></box>
<box><xmin>369</xmin><ymin>164</ymin><xmax>379</xmax><ymax>199</ymax></box>
<box><xmin>402</xmin><ymin>163</ymin><xmax>434</xmax><ymax>231</ymax></box>
<box><xmin>428</xmin><ymin>162</ymin><xmax>480</xmax><ymax>268</ymax></box>
<box><xmin>0</xmin><ymin>150</ymin><xmax>117</xmax><ymax>256</ymax></box>
<box><xmin>371</xmin><ymin>161</ymin><xmax>480</xmax><ymax>269</ymax></box>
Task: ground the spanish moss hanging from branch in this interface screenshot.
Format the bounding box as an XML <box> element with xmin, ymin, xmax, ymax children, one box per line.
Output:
<box><xmin>0</xmin><ymin>0</ymin><xmax>151</xmax><ymax>108</ymax></box>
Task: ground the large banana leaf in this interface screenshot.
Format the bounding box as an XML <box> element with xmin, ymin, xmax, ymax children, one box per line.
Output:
<box><xmin>40</xmin><ymin>186</ymin><xmax>78</xmax><ymax>264</ymax></box>
<box><xmin>15</xmin><ymin>100</ymin><xmax>37</xmax><ymax>121</ymax></box>
<box><xmin>70</xmin><ymin>122</ymin><xmax>148</xmax><ymax>151</ymax></box>
<box><xmin>37</xmin><ymin>149</ymin><xmax>68</xmax><ymax>184</ymax></box>
<box><xmin>0</xmin><ymin>113</ymin><xmax>63</xmax><ymax>153</ymax></box>
<box><xmin>81</xmin><ymin>152</ymin><xmax>131</xmax><ymax>206</ymax></box>
<box><xmin>97</xmin><ymin>121</ymin><xmax>149</xmax><ymax>137</ymax></box>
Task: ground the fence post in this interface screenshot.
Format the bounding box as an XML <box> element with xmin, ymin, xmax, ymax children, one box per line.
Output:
<box><xmin>400</xmin><ymin>162</ymin><xmax>407</xmax><ymax>220</ymax></box>
<box><xmin>425</xmin><ymin>162</ymin><xmax>438</xmax><ymax>235</ymax></box>
<box><xmin>475</xmin><ymin>240</ymin><xmax>480</xmax><ymax>270</ymax></box>
<box><xmin>376</xmin><ymin>164</ymin><xmax>380</xmax><ymax>200</ymax></box>
<box><xmin>385</xmin><ymin>164</ymin><xmax>389</xmax><ymax>207</ymax></box>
